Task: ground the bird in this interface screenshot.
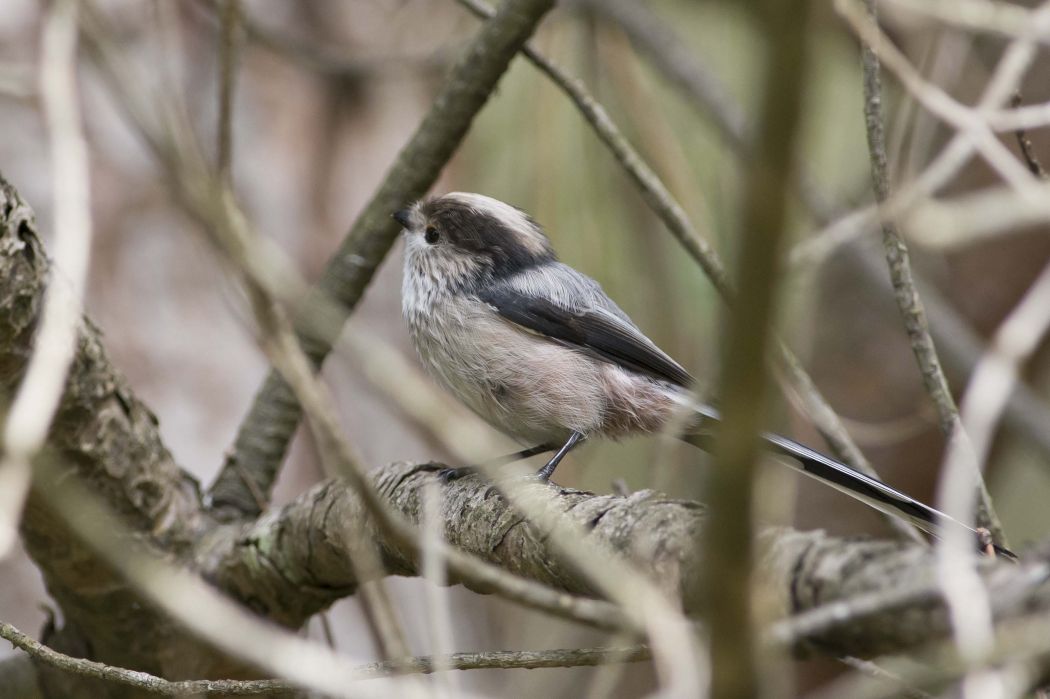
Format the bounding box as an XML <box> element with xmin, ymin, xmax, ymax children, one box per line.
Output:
<box><xmin>394</xmin><ymin>191</ymin><xmax>1012</xmax><ymax>556</ymax></box>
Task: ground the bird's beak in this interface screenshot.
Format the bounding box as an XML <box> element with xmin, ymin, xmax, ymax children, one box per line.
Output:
<box><xmin>392</xmin><ymin>209</ymin><xmax>412</xmax><ymax>228</ymax></box>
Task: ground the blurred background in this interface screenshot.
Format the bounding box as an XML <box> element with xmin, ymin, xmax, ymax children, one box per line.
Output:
<box><xmin>2</xmin><ymin>0</ymin><xmax>1050</xmax><ymax>696</ymax></box>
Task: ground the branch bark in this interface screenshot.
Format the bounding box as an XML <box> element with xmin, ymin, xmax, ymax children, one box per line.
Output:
<box><xmin>208</xmin><ymin>460</ymin><xmax>1049</xmax><ymax>662</ymax></box>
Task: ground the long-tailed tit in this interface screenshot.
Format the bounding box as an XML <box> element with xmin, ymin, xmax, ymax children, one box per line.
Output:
<box><xmin>395</xmin><ymin>192</ymin><xmax>1011</xmax><ymax>555</ymax></box>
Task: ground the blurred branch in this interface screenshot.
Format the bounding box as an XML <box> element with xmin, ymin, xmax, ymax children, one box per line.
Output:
<box><xmin>840</xmin><ymin>0</ymin><xmax>1037</xmax><ymax>194</ymax></box>
<box><xmin>807</xmin><ymin>608</ymin><xmax>1050</xmax><ymax>699</ymax></box>
<box><xmin>796</xmin><ymin>1</ymin><xmax>1050</xmax><ymax>269</ymax></box>
<box><xmin>703</xmin><ymin>2</ymin><xmax>811</xmax><ymax>695</ymax></box>
<box><xmin>216</xmin><ymin>0</ymin><xmax>239</xmax><ymax>183</ymax></box>
<box><xmin>238</xmin><ymin>10</ymin><xmax>451</xmax><ymax>80</ymax></box>
<box><xmin>1</xmin><ymin>620</ymin><xmax>650</xmax><ymax>696</ymax></box>
<box><xmin>209</xmin><ymin>0</ymin><xmax>558</xmax><ymax>518</ymax></box>
<box><xmin>882</xmin><ymin>0</ymin><xmax>1040</xmax><ymax>41</ymax></box>
<box><xmin>0</xmin><ymin>0</ymin><xmax>93</xmax><ymax>557</ymax></box>
<box><xmin>0</xmin><ymin>63</ymin><xmax>35</xmax><ymax>100</ymax></box>
<box><xmin>575</xmin><ymin>0</ymin><xmax>839</xmax><ymax>222</ymax></box>
<box><xmin>204</xmin><ymin>0</ymin><xmax>412</xmax><ymax>662</ymax></box>
<box><xmin>859</xmin><ymin>0</ymin><xmax>1003</xmax><ymax>542</ymax></box>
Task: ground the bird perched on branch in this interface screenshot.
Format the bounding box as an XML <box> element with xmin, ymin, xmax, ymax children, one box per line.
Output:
<box><xmin>395</xmin><ymin>192</ymin><xmax>1011</xmax><ymax>556</ymax></box>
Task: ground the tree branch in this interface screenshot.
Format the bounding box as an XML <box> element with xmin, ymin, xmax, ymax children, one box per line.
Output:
<box><xmin>1</xmin><ymin>620</ymin><xmax>649</xmax><ymax>696</ymax></box>
<box><xmin>205</xmin><ymin>459</ymin><xmax>1050</xmax><ymax>663</ymax></box>
<box><xmin>860</xmin><ymin>0</ymin><xmax>1003</xmax><ymax>542</ymax></box>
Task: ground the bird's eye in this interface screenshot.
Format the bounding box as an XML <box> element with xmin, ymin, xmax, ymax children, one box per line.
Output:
<box><xmin>424</xmin><ymin>226</ymin><xmax>440</xmax><ymax>244</ymax></box>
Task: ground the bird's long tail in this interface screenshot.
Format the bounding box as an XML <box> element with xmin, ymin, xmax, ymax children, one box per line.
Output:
<box><xmin>680</xmin><ymin>406</ymin><xmax>1015</xmax><ymax>560</ymax></box>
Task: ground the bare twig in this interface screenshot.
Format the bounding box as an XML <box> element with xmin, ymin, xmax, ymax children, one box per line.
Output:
<box><xmin>0</xmin><ymin>620</ymin><xmax>650</xmax><ymax>696</ymax></box>
<box><xmin>859</xmin><ymin>0</ymin><xmax>1002</xmax><ymax>542</ymax></box>
<box><xmin>703</xmin><ymin>3</ymin><xmax>811</xmax><ymax>697</ymax></box>
<box><xmin>0</xmin><ymin>0</ymin><xmax>92</xmax><ymax>557</ymax></box>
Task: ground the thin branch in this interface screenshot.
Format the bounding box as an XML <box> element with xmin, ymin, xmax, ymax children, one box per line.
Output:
<box><xmin>859</xmin><ymin>0</ymin><xmax>1003</xmax><ymax>541</ymax></box>
<box><xmin>208</xmin><ymin>0</ymin><xmax>559</xmax><ymax>517</ymax></box>
<box><xmin>234</xmin><ymin>7</ymin><xmax>452</xmax><ymax>80</ymax></box>
<box><xmin>0</xmin><ymin>0</ymin><xmax>92</xmax><ymax>557</ymax></box>
<box><xmin>0</xmin><ymin>621</ymin><xmax>650</xmax><ymax>696</ymax></box>
<box><xmin>939</xmin><ymin>259</ymin><xmax>1050</xmax><ymax>690</ymax></box>
<box><xmin>882</xmin><ymin>0</ymin><xmax>1042</xmax><ymax>42</ymax></box>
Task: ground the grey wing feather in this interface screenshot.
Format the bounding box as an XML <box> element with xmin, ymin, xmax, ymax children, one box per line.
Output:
<box><xmin>478</xmin><ymin>263</ymin><xmax>694</xmax><ymax>388</ymax></box>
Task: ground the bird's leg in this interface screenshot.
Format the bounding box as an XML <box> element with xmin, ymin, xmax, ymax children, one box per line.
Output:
<box><xmin>535</xmin><ymin>431</ymin><xmax>585</xmax><ymax>482</ymax></box>
<box><xmin>438</xmin><ymin>443</ymin><xmax>555</xmax><ymax>482</ymax></box>
<box><xmin>493</xmin><ymin>443</ymin><xmax>556</xmax><ymax>466</ymax></box>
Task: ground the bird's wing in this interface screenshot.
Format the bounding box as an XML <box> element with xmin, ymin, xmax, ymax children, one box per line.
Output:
<box><xmin>477</xmin><ymin>264</ymin><xmax>693</xmax><ymax>388</ymax></box>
